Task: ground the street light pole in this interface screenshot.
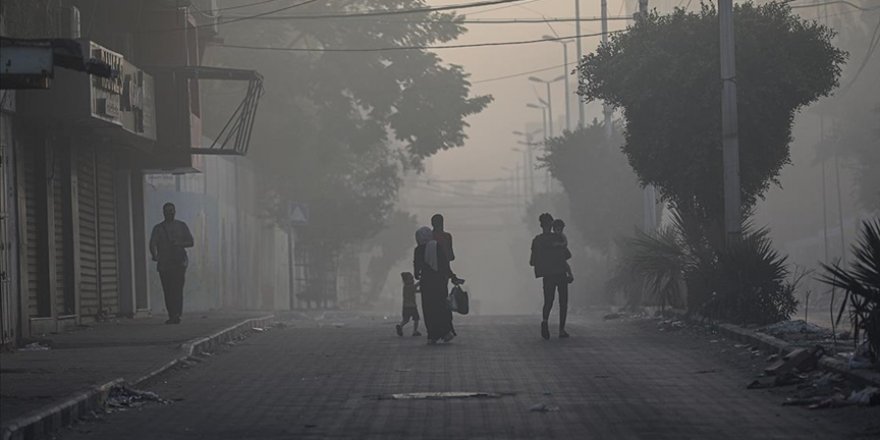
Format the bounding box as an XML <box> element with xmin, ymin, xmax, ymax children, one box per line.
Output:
<box><xmin>514</xmin><ymin>129</ymin><xmax>542</xmax><ymax>199</ymax></box>
<box><xmin>543</xmin><ymin>36</ymin><xmax>573</xmax><ymax>133</ymax></box>
<box><xmin>545</xmin><ymin>82</ymin><xmax>553</xmax><ymax>137</ymax></box>
<box><xmin>529</xmin><ymin>75</ymin><xmax>565</xmax><ymax>138</ymax></box>
<box><xmin>634</xmin><ymin>0</ymin><xmax>658</xmax><ymax>232</ymax></box>
<box><xmin>601</xmin><ymin>0</ymin><xmax>612</xmax><ymax>138</ymax></box>
<box><xmin>719</xmin><ymin>0</ymin><xmax>742</xmax><ymax>242</ymax></box>
<box><xmin>563</xmin><ymin>44</ymin><xmax>570</xmax><ymax>132</ymax></box>
<box><xmin>575</xmin><ymin>0</ymin><xmax>584</xmax><ymax>127</ymax></box>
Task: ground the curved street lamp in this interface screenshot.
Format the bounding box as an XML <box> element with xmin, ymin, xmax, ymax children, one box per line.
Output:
<box><xmin>528</xmin><ymin>75</ymin><xmax>565</xmax><ymax>137</ymax></box>
<box><xmin>543</xmin><ymin>35</ymin><xmax>575</xmax><ymax>132</ymax></box>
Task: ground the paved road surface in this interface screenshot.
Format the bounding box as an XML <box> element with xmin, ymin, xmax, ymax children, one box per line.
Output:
<box><xmin>58</xmin><ymin>314</ymin><xmax>879</xmax><ymax>439</ymax></box>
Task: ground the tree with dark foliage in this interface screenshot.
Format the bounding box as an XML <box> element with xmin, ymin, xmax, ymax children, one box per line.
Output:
<box><xmin>577</xmin><ymin>1</ymin><xmax>846</xmax><ymax>249</ymax></box>
<box><xmin>204</xmin><ymin>1</ymin><xmax>491</xmax><ymax>304</ymax></box>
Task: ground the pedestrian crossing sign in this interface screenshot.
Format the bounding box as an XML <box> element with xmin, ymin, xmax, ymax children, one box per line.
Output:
<box><xmin>289</xmin><ymin>202</ymin><xmax>309</xmax><ymax>226</ymax></box>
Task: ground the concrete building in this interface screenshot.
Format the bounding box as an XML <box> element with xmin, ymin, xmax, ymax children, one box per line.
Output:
<box><xmin>0</xmin><ymin>1</ymin><xmax>267</xmax><ymax>348</ymax></box>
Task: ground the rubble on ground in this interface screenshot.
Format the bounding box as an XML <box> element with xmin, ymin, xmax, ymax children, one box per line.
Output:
<box><xmin>105</xmin><ymin>386</ymin><xmax>170</xmax><ymax>412</ymax></box>
<box><xmin>18</xmin><ymin>342</ymin><xmax>51</xmax><ymax>351</ymax></box>
<box><xmin>758</xmin><ymin>320</ymin><xmax>834</xmax><ymax>341</ymax></box>
<box><xmin>657</xmin><ymin>319</ymin><xmax>687</xmax><ymax>332</ymax></box>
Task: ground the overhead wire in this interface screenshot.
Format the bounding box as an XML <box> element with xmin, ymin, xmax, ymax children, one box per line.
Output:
<box><xmin>222</xmin><ymin>15</ymin><xmax>632</xmax><ymax>23</ymax></box>
<box><xmin>214</xmin><ymin>29</ymin><xmax>618</xmax><ymax>52</ymax></box>
<box><xmin>140</xmin><ymin>0</ymin><xmax>535</xmax><ymax>33</ymax></box>
<box><xmin>138</xmin><ymin>0</ymin><xmax>322</xmax><ymax>33</ymax></box>
<box><xmin>465</xmin><ymin>0</ymin><xmax>545</xmax><ymax>16</ymax></box>
<box><xmin>840</xmin><ymin>16</ymin><xmax>880</xmax><ymax>93</ymax></box>
<box><xmin>472</xmin><ymin>63</ymin><xmax>566</xmax><ymax>84</ymax></box>
<box><xmin>207</xmin><ymin>0</ymin><xmax>533</xmax><ymax>22</ymax></box>
<box><xmin>152</xmin><ymin>0</ymin><xmax>284</xmax><ymax>12</ymax></box>
<box><xmin>789</xmin><ymin>0</ymin><xmax>880</xmax><ymax>10</ymax></box>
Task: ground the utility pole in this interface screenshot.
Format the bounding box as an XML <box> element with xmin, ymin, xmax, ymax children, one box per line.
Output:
<box><xmin>562</xmin><ymin>42</ymin><xmax>570</xmax><ymax>133</ymax></box>
<box><xmin>545</xmin><ymin>82</ymin><xmax>554</xmax><ymax>138</ymax></box>
<box><xmin>514</xmin><ymin>129</ymin><xmax>541</xmax><ymax>198</ymax></box>
<box><xmin>601</xmin><ymin>0</ymin><xmax>612</xmax><ymax>138</ymax></box>
<box><xmin>530</xmin><ymin>75</ymin><xmax>564</xmax><ymax>138</ymax></box>
<box><xmin>636</xmin><ymin>0</ymin><xmax>657</xmax><ymax>232</ymax></box>
<box><xmin>719</xmin><ymin>0</ymin><xmax>742</xmax><ymax>242</ymax></box>
<box><xmin>543</xmin><ymin>36</ymin><xmax>574</xmax><ymax>133</ymax></box>
<box><xmin>575</xmin><ymin>0</ymin><xmax>584</xmax><ymax>127</ymax></box>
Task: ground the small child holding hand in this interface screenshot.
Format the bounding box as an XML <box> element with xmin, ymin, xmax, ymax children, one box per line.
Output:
<box><xmin>396</xmin><ymin>272</ymin><xmax>422</xmax><ymax>337</ymax></box>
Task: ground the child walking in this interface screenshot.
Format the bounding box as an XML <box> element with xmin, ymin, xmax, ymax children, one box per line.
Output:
<box><xmin>396</xmin><ymin>272</ymin><xmax>422</xmax><ymax>337</ymax></box>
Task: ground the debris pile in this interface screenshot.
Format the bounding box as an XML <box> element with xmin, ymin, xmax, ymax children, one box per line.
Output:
<box><xmin>656</xmin><ymin>320</ymin><xmax>687</xmax><ymax>332</ymax></box>
<box><xmin>758</xmin><ymin>320</ymin><xmax>834</xmax><ymax>341</ymax></box>
<box><xmin>745</xmin><ymin>344</ymin><xmax>879</xmax><ymax>409</ymax></box>
<box><xmin>105</xmin><ymin>386</ymin><xmax>170</xmax><ymax>412</ymax></box>
<box><xmin>529</xmin><ymin>403</ymin><xmax>560</xmax><ymax>412</ymax></box>
<box><xmin>18</xmin><ymin>342</ymin><xmax>51</xmax><ymax>351</ymax></box>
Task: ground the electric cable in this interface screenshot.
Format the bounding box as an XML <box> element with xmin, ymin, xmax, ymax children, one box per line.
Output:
<box><xmin>142</xmin><ymin>0</ymin><xmax>534</xmax><ymax>33</ymax></box>
<box><xmin>789</xmin><ymin>0</ymin><xmax>880</xmax><ymax>11</ymax></box>
<box><xmin>841</xmin><ymin>16</ymin><xmax>880</xmax><ymax>92</ymax></box>
<box><xmin>138</xmin><ymin>0</ymin><xmax>322</xmax><ymax>33</ymax></box>
<box><xmin>465</xmin><ymin>0</ymin><xmax>544</xmax><ymax>16</ymax></box>
<box><xmin>214</xmin><ymin>30</ymin><xmax>616</xmax><ymax>52</ymax></box>
<box><xmin>222</xmin><ymin>15</ymin><xmax>632</xmax><ymax>23</ymax></box>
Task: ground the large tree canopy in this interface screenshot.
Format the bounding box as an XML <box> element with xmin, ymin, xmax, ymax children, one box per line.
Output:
<box><xmin>205</xmin><ymin>0</ymin><xmax>492</xmax><ymax>245</ymax></box>
<box><xmin>540</xmin><ymin>122</ymin><xmax>643</xmax><ymax>252</ymax></box>
<box><xmin>577</xmin><ymin>2</ymin><xmax>845</xmax><ymax>244</ymax></box>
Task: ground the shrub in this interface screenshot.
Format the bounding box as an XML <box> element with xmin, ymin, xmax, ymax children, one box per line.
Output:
<box><xmin>705</xmin><ymin>228</ymin><xmax>798</xmax><ymax>325</ymax></box>
<box><xmin>819</xmin><ymin>219</ymin><xmax>880</xmax><ymax>361</ymax></box>
<box><xmin>611</xmin><ymin>211</ymin><xmax>799</xmax><ymax>325</ymax></box>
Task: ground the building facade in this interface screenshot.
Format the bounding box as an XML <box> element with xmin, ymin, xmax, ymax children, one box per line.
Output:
<box><xmin>0</xmin><ymin>0</ymin><xmax>270</xmax><ymax>348</ymax></box>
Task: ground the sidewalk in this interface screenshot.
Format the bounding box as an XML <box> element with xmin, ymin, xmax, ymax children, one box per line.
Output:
<box><xmin>0</xmin><ymin>312</ymin><xmax>273</xmax><ymax>428</ymax></box>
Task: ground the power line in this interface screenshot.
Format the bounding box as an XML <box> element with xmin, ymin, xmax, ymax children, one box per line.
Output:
<box><xmin>224</xmin><ymin>14</ymin><xmax>633</xmax><ymax>23</ymax></box>
<box><xmin>157</xmin><ymin>0</ymin><xmax>284</xmax><ymax>13</ymax></box>
<box><xmin>139</xmin><ymin>0</ymin><xmax>322</xmax><ymax>33</ymax></box>
<box><xmin>142</xmin><ymin>0</ymin><xmax>534</xmax><ymax>33</ymax></box>
<box><xmin>465</xmin><ymin>0</ymin><xmax>545</xmax><ymax>15</ymax></box>
<box><xmin>214</xmin><ymin>30</ymin><xmax>615</xmax><ymax>52</ymax></box>
<box><xmin>789</xmin><ymin>0</ymin><xmax>880</xmax><ymax>11</ymax></box>
<box><xmin>472</xmin><ymin>63</ymin><xmax>567</xmax><ymax>84</ymax></box>
<box><xmin>842</xmin><ymin>17</ymin><xmax>880</xmax><ymax>93</ymax></box>
<box><xmin>214</xmin><ymin>0</ymin><xmax>533</xmax><ymax>22</ymax></box>
<box><xmin>411</xmin><ymin>177</ymin><xmax>516</xmax><ymax>183</ymax></box>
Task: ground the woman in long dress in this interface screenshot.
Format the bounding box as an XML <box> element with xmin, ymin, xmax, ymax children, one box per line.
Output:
<box><xmin>414</xmin><ymin>226</ymin><xmax>459</xmax><ymax>344</ymax></box>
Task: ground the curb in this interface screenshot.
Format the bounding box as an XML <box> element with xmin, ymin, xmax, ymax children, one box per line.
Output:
<box><xmin>671</xmin><ymin>312</ymin><xmax>880</xmax><ymax>388</ymax></box>
<box><xmin>1</xmin><ymin>314</ymin><xmax>275</xmax><ymax>440</ymax></box>
<box><xmin>133</xmin><ymin>314</ymin><xmax>275</xmax><ymax>386</ymax></box>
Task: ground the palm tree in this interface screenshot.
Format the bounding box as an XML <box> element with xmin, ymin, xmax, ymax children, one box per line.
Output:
<box><xmin>818</xmin><ymin>219</ymin><xmax>880</xmax><ymax>361</ymax></box>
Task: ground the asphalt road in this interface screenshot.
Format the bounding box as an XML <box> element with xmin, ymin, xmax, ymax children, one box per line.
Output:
<box><xmin>58</xmin><ymin>314</ymin><xmax>879</xmax><ymax>439</ymax></box>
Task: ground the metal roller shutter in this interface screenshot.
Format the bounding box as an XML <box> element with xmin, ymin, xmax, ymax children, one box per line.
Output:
<box><xmin>95</xmin><ymin>153</ymin><xmax>118</xmax><ymax>315</ymax></box>
<box><xmin>1</xmin><ymin>114</ymin><xmax>17</xmax><ymax>346</ymax></box>
<box><xmin>52</xmin><ymin>148</ymin><xmax>70</xmax><ymax>315</ymax></box>
<box><xmin>23</xmin><ymin>146</ymin><xmax>41</xmax><ymax>317</ymax></box>
<box><xmin>77</xmin><ymin>147</ymin><xmax>99</xmax><ymax>318</ymax></box>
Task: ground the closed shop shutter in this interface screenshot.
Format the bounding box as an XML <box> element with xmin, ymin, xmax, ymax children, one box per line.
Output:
<box><xmin>23</xmin><ymin>146</ymin><xmax>41</xmax><ymax>317</ymax></box>
<box><xmin>95</xmin><ymin>153</ymin><xmax>118</xmax><ymax>315</ymax></box>
<box><xmin>77</xmin><ymin>147</ymin><xmax>99</xmax><ymax>318</ymax></box>
<box><xmin>52</xmin><ymin>148</ymin><xmax>70</xmax><ymax>315</ymax></box>
<box><xmin>1</xmin><ymin>113</ymin><xmax>18</xmax><ymax>345</ymax></box>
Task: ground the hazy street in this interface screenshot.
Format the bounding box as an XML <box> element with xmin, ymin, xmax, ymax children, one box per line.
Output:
<box><xmin>57</xmin><ymin>314</ymin><xmax>879</xmax><ymax>440</ymax></box>
<box><xmin>3</xmin><ymin>1</ymin><xmax>879</xmax><ymax>438</ymax></box>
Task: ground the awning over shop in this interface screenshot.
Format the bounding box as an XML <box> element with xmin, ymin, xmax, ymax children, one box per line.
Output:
<box><xmin>0</xmin><ymin>37</ymin><xmax>115</xmax><ymax>89</ymax></box>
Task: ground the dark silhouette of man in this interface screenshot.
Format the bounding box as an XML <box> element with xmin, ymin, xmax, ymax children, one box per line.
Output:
<box><xmin>530</xmin><ymin>213</ymin><xmax>572</xmax><ymax>339</ymax></box>
<box><xmin>149</xmin><ymin>202</ymin><xmax>194</xmax><ymax>324</ymax></box>
<box><xmin>431</xmin><ymin>214</ymin><xmax>454</xmax><ymax>262</ymax></box>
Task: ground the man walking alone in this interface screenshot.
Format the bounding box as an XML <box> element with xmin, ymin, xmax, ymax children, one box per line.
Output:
<box><xmin>530</xmin><ymin>213</ymin><xmax>572</xmax><ymax>339</ymax></box>
<box><xmin>150</xmin><ymin>202</ymin><xmax>194</xmax><ymax>324</ymax></box>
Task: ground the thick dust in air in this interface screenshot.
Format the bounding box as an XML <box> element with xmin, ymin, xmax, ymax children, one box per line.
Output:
<box><xmin>2</xmin><ymin>0</ymin><xmax>879</xmax><ymax>438</ymax></box>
